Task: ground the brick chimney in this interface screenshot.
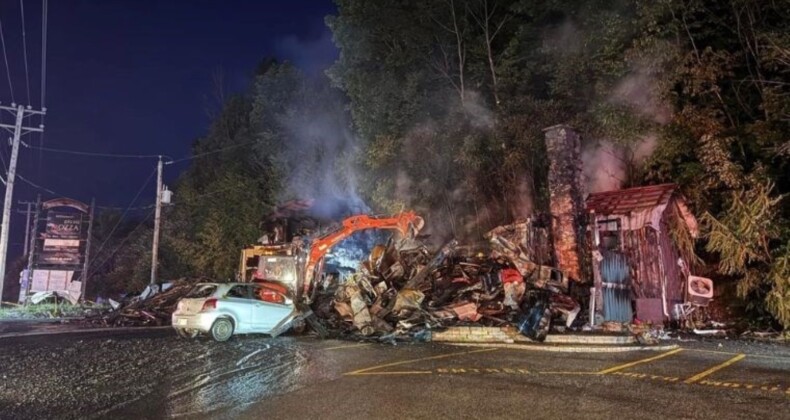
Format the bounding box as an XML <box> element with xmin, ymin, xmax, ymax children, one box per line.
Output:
<box><xmin>543</xmin><ymin>124</ymin><xmax>583</xmax><ymax>281</ymax></box>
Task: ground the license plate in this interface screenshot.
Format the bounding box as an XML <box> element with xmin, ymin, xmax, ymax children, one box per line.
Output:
<box><xmin>178</xmin><ymin>319</ymin><xmax>187</xmax><ymax>326</ymax></box>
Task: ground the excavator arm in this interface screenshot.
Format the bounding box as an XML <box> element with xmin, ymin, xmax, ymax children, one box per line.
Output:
<box><xmin>301</xmin><ymin>211</ymin><xmax>424</xmax><ymax>298</ymax></box>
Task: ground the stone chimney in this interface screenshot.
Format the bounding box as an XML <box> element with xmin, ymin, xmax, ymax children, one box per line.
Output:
<box><xmin>543</xmin><ymin>124</ymin><xmax>583</xmax><ymax>281</ymax></box>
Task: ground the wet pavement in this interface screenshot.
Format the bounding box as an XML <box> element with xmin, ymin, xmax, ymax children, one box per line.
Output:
<box><xmin>0</xmin><ymin>329</ymin><xmax>788</xmax><ymax>419</ymax></box>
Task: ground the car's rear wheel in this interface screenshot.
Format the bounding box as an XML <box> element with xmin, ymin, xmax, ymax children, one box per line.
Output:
<box><xmin>176</xmin><ymin>328</ymin><xmax>199</xmax><ymax>339</ymax></box>
<box><xmin>210</xmin><ymin>318</ymin><xmax>234</xmax><ymax>342</ymax></box>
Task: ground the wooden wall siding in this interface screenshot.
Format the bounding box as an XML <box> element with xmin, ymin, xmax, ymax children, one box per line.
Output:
<box><xmin>528</xmin><ymin>226</ymin><xmax>553</xmax><ymax>267</ymax></box>
<box><xmin>659</xmin><ymin>215</ymin><xmax>686</xmax><ymax>307</ymax></box>
<box><xmin>621</xmin><ymin>227</ymin><xmax>663</xmax><ymax>300</ymax></box>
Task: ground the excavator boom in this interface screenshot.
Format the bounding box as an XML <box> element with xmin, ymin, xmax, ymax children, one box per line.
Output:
<box><xmin>301</xmin><ymin>211</ymin><xmax>424</xmax><ymax>297</ymax></box>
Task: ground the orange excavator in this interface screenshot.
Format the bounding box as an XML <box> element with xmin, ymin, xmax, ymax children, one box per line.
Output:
<box><xmin>239</xmin><ymin>211</ymin><xmax>424</xmax><ymax>303</ymax></box>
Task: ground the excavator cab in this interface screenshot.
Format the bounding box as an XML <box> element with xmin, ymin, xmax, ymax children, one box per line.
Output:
<box><xmin>240</xmin><ymin>211</ymin><xmax>424</xmax><ymax>304</ymax></box>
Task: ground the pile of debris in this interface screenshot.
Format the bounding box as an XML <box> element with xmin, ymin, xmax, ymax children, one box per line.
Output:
<box><xmin>310</xmin><ymin>221</ymin><xmax>581</xmax><ymax>342</ymax></box>
<box><xmin>84</xmin><ymin>280</ymin><xmax>193</xmax><ymax>327</ymax></box>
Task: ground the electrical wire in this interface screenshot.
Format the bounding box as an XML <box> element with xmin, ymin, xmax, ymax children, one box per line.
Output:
<box><xmin>17</xmin><ymin>173</ymin><xmax>249</xmax><ymax>210</ymax></box>
<box><xmin>18</xmin><ymin>174</ymin><xmax>60</xmax><ymax>195</ymax></box>
<box><xmin>18</xmin><ymin>173</ymin><xmax>153</xmax><ymax>211</ymax></box>
<box><xmin>22</xmin><ymin>143</ymin><xmax>169</xmax><ymax>160</ymax></box>
<box><xmin>96</xmin><ymin>203</ymin><xmax>155</xmax><ymax>211</ymax></box>
<box><xmin>0</xmin><ymin>136</ymin><xmax>8</xmax><ymax>173</ymax></box>
<box><xmin>87</xmin><ymin>208</ymin><xmax>155</xmax><ymax>280</ymax></box>
<box><xmin>38</xmin><ymin>0</ymin><xmax>48</xmax><ymax>180</ymax></box>
<box><xmin>39</xmin><ymin>0</ymin><xmax>46</xmax><ymax>109</ymax></box>
<box><xmin>165</xmin><ymin>141</ymin><xmax>258</xmax><ymax>165</ymax></box>
<box><xmin>22</xmin><ymin>140</ymin><xmax>257</xmax><ymax>164</ymax></box>
<box><xmin>0</xmin><ymin>16</ymin><xmax>14</xmax><ymax>103</ymax></box>
<box><xmin>85</xmin><ymin>166</ymin><xmax>157</xmax><ymax>274</ymax></box>
<box><xmin>19</xmin><ymin>0</ymin><xmax>31</xmax><ymax>105</ymax></box>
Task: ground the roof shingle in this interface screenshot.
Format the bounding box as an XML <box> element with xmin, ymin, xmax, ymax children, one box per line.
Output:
<box><xmin>586</xmin><ymin>183</ymin><xmax>677</xmax><ymax>215</ymax></box>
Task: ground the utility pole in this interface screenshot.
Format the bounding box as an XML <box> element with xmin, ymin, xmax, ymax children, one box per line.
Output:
<box><xmin>0</xmin><ymin>104</ymin><xmax>45</xmax><ymax>301</ymax></box>
<box><xmin>23</xmin><ymin>195</ymin><xmax>40</xmax><ymax>304</ymax></box>
<box><xmin>17</xmin><ymin>201</ymin><xmax>36</xmax><ymax>255</ymax></box>
<box><xmin>150</xmin><ymin>156</ymin><xmax>163</xmax><ymax>285</ymax></box>
<box><xmin>80</xmin><ymin>198</ymin><xmax>94</xmax><ymax>301</ymax></box>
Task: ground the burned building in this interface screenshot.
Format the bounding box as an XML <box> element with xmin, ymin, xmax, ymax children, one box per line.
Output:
<box><xmin>585</xmin><ymin>183</ymin><xmax>706</xmax><ymax>324</ymax></box>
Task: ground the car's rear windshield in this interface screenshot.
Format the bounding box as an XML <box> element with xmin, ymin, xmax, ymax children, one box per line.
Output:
<box><xmin>186</xmin><ymin>284</ymin><xmax>218</xmax><ymax>298</ymax></box>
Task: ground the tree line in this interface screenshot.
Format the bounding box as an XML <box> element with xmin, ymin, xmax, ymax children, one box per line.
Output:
<box><xmin>88</xmin><ymin>0</ymin><xmax>789</xmax><ymax>328</ymax></box>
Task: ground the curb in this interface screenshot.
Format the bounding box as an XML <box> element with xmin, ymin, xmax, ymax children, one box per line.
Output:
<box><xmin>0</xmin><ymin>317</ymin><xmax>86</xmax><ymax>324</ymax></box>
<box><xmin>545</xmin><ymin>334</ymin><xmax>635</xmax><ymax>345</ymax></box>
<box><xmin>429</xmin><ymin>326</ymin><xmax>637</xmax><ymax>346</ymax></box>
<box><xmin>447</xmin><ymin>342</ymin><xmax>680</xmax><ymax>353</ymax></box>
<box><xmin>0</xmin><ymin>326</ymin><xmax>173</xmax><ymax>340</ymax></box>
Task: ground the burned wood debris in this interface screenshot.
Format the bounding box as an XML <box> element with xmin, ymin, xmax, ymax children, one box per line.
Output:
<box><xmin>84</xmin><ymin>280</ymin><xmax>193</xmax><ymax>327</ymax></box>
<box><xmin>310</xmin><ymin>220</ymin><xmax>580</xmax><ymax>342</ymax></box>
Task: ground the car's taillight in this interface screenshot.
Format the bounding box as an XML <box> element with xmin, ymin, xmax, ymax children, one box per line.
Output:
<box><xmin>201</xmin><ymin>298</ymin><xmax>217</xmax><ymax>311</ymax></box>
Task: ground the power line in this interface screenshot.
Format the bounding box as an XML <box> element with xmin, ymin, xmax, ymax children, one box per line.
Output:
<box><xmin>88</xmin><ymin>208</ymin><xmax>155</xmax><ymax>281</ymax></box>
<box><xmin>17</xmin><ymin>173</ymin><xmax>59</xmax><ymax>195</ymax></box>
<box><xmin>97</xmin><ymin>203</ymin><xmax>155</xmax><ymax>211</ymax></box>
<box><xmin>19</xmin><ymin>0</ymin><xmax>31</xmax><ymax>105</ymax></box>
<box><xmin>0</xmin><ymin>16</ymin><xmax>14</xmax><ymax>103</ymax></box>
<box><xmin>19</xmin><ymin>173</ymin><xmax>155</xmax><ymax>211</ymax></box>
<box><xmin>85</xmin><ymin>167</ymin><xmax>157</xmax><ymax>274</ymax></box>
<box><xmin>0</xmin><ymin>136</ymin><xmax>8</xmax><ymax>173</ymax></box>
<box><xmin>38</xmin><ymin>0</ymin><xmax>48</xmax><ymax>180</ymax></box>
<box><xmin>22</xmin><ymin>142</ymin><xmax>169</xmax><ymax>160</ymax></box>
<box><xmin>39</xmin><ymin>0</ymin><xmax>46</xmax><ymax>109</ymax></box>
<box><xmin>21</xmin><ymin>140</ymin><xmax>258</xmax><ymax>164</ymax></box>
<box><xmin>166</xmin><ymin>141</ymin><xmax>259</xmax><ymax>165</ymax></box>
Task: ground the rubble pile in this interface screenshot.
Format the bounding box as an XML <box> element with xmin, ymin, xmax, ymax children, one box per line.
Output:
<box><xmin>310</xmin><ymin>221</ymin><xmax>581</xmax><ymax>342</ymax></box>
<box><xmin>84</xmin><ymin>280</ymin><xmax>193</xmax><ymax>327</ymax></box>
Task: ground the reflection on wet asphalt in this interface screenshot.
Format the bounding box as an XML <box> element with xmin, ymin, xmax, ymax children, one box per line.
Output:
<box><xmin>0</xmin><ymin>332</ymin><xmax>336</xmax><ymax>420</ymax></box>
<box><xmin>160</xmin><ymin>341</ymin><xmax>305</xmax><ymax>417</ymax></box>
<box><xmin>109</xmin><ymin>336</ymin><xmax>336</xmax><ymax>419</ymax></box>
<box><xmin>4</xmin><ymin>330</ymin><xmax>788</xmax><ymax>419</ymax></box>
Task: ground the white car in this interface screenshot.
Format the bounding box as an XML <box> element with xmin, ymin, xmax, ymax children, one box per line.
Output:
<box><xmin>172</xmin><ymin>282</ymin><xmax>297</xmax><ymax>341</ymax></box>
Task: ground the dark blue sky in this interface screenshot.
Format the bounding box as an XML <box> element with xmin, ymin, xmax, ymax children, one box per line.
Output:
<box><xmin>0</xmin><ymin>0</ymin><xmax>338</xmax><ymax>255</ymax></box>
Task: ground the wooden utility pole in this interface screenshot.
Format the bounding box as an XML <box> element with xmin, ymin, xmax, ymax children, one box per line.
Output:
<box><xmin>17</xmin><ymin>201</ymin><xmax>36</xmax><ymax>255</ymax></box>
<box><xmin>23</xmin><ymin>195</ymin><xmax>41</xmax><ymax>304</ymax></box>
<box><xmin>150</xmin><ymin>156</ymin><xmax>163</xmax><ymax>285</ymax></box>
<box><xmin>0</xmin><ymin>104</ymin><xmax>45</xmax><ymax>301</ymax></box>
<box><xmin>80</xmin><ymin>198</ymin><xmax>94</xmax><ymax>301</ymax></box>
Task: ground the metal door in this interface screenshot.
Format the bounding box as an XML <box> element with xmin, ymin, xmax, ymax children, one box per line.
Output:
<box><xmin>600</xmin><ymin>250</ymin><xmax>633</xmax><ymax>322</ymax></box>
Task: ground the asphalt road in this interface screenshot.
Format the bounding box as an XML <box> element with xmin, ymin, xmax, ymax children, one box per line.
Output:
<box><xmin>0</xmin><ymin>330</ymin><xmax>787</xmax><ymax>419</ymax></box>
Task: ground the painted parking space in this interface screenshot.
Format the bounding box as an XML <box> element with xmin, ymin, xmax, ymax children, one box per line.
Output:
<box><xmin>340</xmin><ymin>344</ymin><xmax>790</xmax><ymax>398</ymax></box>
<box><xmin>690</xmin><ymin>355</ymin><xmax>790</xmax><ymax>394</ymax></box>
<box><xmin>594</xmin><ymin>348</ymin><xmax>790</xmax><ymax>396</ymax></box>
<box><xmin>343</xmin><ymin>345</ymin><xmax>645</xmax><ymax>376</ymax></box>
<box><xmin>344</xmin><ymin>347</ymin><xmax>501</xmax><ymax>376</ymax></box>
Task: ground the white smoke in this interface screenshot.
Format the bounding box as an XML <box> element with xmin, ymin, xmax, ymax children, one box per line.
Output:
<box><xmin>272</xmin><ymin>76</ymin><xmax>370</xmax><ymax>219</ymax></box>
<box><xmin>462</xmin><ymin>91</ymin><xmax>495</xmax><ymax>130</ymax></box>
<box><xmin>582</xmin><ymin>135</ymin><xmax>660</xmax><ymax>195</ymax></box>
<box><xmin>610</xmin><ymin>67</ymin><xmax>671</xmax><ymax>124</ymax></box>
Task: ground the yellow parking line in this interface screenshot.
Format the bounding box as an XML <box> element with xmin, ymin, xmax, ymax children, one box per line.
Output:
<box><xmin>323</xmin><ymin>343</ymin><xmax>372</xmax><ymax>351</ymax></box>
<box><xmin>345</xmin><ymin>348</ymin><xmax>499</xmax><ymax>376</ymax></box>
<box><xmin>540</xmin><ymin>371</ymin><xmax>600</xmax><ymax>375</ymax></box>
<box><xmin>685</xmin><ymin>348</ymin><xmax>787</xmax><ymax>360</ymax></box>
<box><xmin>684</xmin><ymin>353</ymin><xmax>746</xmax><ymax>384</ymax></box>
<box><xmin>351</xmin><ymin>371</ymin><xmax>433</xmax><ymax>375</ymax></box>
<box><xmin>597</xmin><ymin>348</ymin><xmax>684</xmax><ymax>375</ymax></box>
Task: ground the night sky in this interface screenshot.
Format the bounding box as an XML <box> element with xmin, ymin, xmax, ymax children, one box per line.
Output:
<box><xmin>0</xmin><ymin>0</ymin><xmax>338</xmax><ymax>257</ymax></box>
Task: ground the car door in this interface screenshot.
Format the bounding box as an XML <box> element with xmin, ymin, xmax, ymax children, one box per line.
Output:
<box><xmin>249</xmin><ymin>284</ymin><xmax>294</xmax><ymax>332</ymax></box>
<box><xmin>222</xmin><ymin>284</ymin><xmax>254</xmax><ymax>332</ymax></box>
